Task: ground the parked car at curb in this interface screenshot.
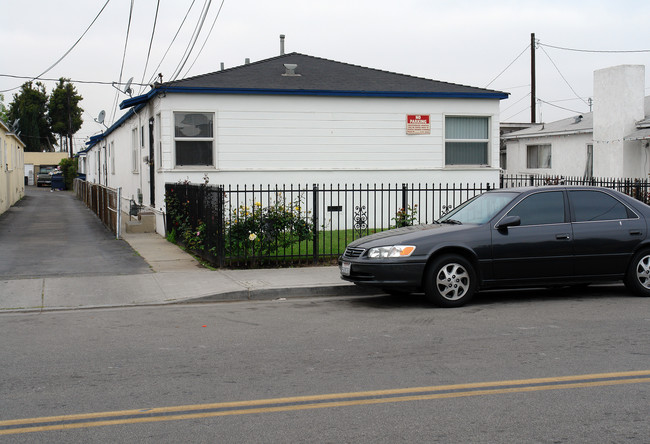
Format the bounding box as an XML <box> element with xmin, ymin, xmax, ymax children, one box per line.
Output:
<box><xmin>339</xmin><ymin>186</ymin><xmax>650</xmax><ymax>307</ymax></box>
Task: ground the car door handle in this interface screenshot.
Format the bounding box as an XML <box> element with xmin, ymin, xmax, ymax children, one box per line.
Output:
<box><xmin>555</xmin><ymin>233</ymin><xmax>570</xmax><ymax>240</ymax></box>
<box><xmin>630</xmin><ymin>230</ymin><xmax>642</xmax><ymax>236</ymax></box>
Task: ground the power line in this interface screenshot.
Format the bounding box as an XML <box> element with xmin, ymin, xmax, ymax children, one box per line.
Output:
<box><xmin>138</xmin><ymin>0</ymin><xmax>161</xmax><ymax>95</ymax></box>
<box><xmin>501</xmin><ymin>92</ymin><xmax>531</xmax><ymax>114</ymax></box>
<box><xmin>183</xmin><ymin>0</ymin><xmax>226</xmax><ymax>78</ymax></box>
<box><xmin>0</xmin><ymin>73</ymin><xmax>144</xmax><ymax>87</ymax></box>
<box><xmin>484</xmin><ymin>44</ymin><xmax>530</xmax><ymax>88</ymax></box>
<box><xmin>539</xmin><ymin>42</ymin><xmax>650</xmax><ymax>53</ymax></box>
<box><xmin>170</xmin><ymin>0</ymin><xmax>213</xmax><ymax>81</ymax></box>
<box><xmin>538</xmin><ymin>99</ymin><xmax>585</xmax><ymax>114</ymax></box>
<box><xmin>145</xmin><ymin>0</ymin><xmax>198</xmax><ymax>86</ymax></box>
<box><xmin>0</xmin><ymin>0</ymin><xmax>112</xmax><ymax>94</ymax></box>
<box><xmin>109</xmin><ymin>0</ymin><xmax>136</xmax><ymax>125</ymax></box>
<box><xmin>539</xmin><ymin>45</ymin><xmax>589</xmax><ymax>107</ymax></box>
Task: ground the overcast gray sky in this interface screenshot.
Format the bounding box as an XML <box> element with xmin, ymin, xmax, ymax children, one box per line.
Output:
<box><xmin>2</xmin><ymin>0</ymin><xmax>650</xmax><ymax>151</ymax></box>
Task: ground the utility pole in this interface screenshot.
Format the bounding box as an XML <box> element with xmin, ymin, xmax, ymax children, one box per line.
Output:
<box><xmin>531</xmin><ymin>32</ymin><xmax>536</xmax><ymax>124</ymax></box>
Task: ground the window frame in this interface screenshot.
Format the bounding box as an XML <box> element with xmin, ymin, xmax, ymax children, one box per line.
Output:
<box><xmin>444</xmin><ymin>115</ymin><xmax>491</xmax><ymax>167</ymax></box>
<box><xmin>569</xmin><ymin>190</ymin><xmax>639</xmax><ymax>223</ymax></box>
<box><xmin>131</xmin><ymin>128</ymin><xmax>139</xmax><ymax>174</ymax></box>
<box><xmin>503</xmin><ymin>190</ymin><xmax>568</xmax><ymax>227</ymax></box>
<box><xmin>526</xmin><ymin>144</ymin><xmax>552</xmax><ymax>169</ymax></box>
<box><xmin>173</xmin><ymin>111</ymin><xmax>215</xmax><ymax>168</ymax></box>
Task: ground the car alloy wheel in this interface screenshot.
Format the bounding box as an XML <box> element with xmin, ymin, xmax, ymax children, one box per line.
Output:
<box><xmin>625</xmin><ymin>249</ymin><xmax>650</xmax><ymax>297</ymax></box>
<box><xmin>636</xmin><ymin>254</ymin><xmax>650</xmax><ymax>289</ymax></box>
<box><xmin>425</xmin><ymin>254</ymin><xmax>477</xmax><ymax>308</ymax></box>
<box><xmin>436</xmin><ymin>263</ymin><xmax>469</xmax><ymax>301</ymax></box>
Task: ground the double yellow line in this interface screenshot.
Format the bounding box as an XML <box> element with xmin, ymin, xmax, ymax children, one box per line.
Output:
<box><xmin>2</xmin><ymin>370</ymin><xmax>650</xmax><ymax>435</ymax></box>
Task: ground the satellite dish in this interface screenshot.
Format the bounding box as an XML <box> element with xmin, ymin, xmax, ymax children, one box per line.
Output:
<box><xmin>124</xmin><ymin>77</ymin><xmax>133</xmax><ymax>97</ymax></box>
<box><xmin>95</xmin><ymin>110</ymin><xmax>108</xmax><ymax>128</ymax></box>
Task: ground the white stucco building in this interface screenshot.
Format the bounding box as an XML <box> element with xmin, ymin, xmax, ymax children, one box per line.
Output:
<box><xmin>503</xmin><ymin>64</ymin><xmax>650</xmax><ymax>179</ymax></box>
<box><xmin>0</xmin><ymin>119</ymin><xmax>25</xmax><ymax>215</ymax></box>
<box><xmin>85</xmin><ymin>52</ymin><xmax>508</xmax><ymax>234</ymax></box>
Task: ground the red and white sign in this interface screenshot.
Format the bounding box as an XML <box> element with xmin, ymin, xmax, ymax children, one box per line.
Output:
<box><xmin>406</xmin><ymin>114</ymin><xmax>431</xmax><ymax>135</ymax></box>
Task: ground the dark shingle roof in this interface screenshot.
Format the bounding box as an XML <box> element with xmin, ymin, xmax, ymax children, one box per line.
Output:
<box><xmin>163</xmin><ymin>52</ymin><xmax>507</xmax><ymax>97</ymax></box>
<box><xmin>120</xmin><ymin>52</ymin><xmax>507</xmax><ymax>110</ymax></box>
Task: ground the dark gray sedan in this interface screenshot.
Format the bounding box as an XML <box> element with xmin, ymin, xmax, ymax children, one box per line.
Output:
<box><xmin>339</xmin><ymin>186</ymin><xmax>650</xmax><ymax>307</ymax></box>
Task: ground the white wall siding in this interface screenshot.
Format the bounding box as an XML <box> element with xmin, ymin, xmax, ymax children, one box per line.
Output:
<box><xmin>505</xmin><ymin>133</ymin><xmax>593</xmax><ymax>176</ymax></box>
<box><xmin>159</xmin><ymin>94</ymin><xmax>499</xmax><ymax>173</ymax></box>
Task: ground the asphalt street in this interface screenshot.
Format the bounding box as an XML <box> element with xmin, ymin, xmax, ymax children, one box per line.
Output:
<box><xmin>0</xmin><ymin>187</ymin><xmax>151</xmax><ymax>279</ymax></box>
<box><xmin>1</xmin><ymin>288</ymin><xmax>649</xmax><ymax>442</ymax></box>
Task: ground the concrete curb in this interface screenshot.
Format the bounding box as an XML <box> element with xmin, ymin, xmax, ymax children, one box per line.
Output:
<box><xmin>183</xmin><ymin>284</ymin><xmax>381</xmax><ymax>304</ymax></box>
<box><xmin>0</xmin><ymin>283</ymin><xmax>381</xmax><ymax>314</ymax></box>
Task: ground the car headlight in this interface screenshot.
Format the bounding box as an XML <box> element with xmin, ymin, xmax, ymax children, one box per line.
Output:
<box><xmin>367</xmin><ymin>245</ymin><xmax>416</xmax><ymax>258</ymax></box>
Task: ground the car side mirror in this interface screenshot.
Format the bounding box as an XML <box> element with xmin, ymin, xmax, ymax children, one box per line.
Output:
<box><xmin>495</xmin><ymin>215</ymin><xmax>521</xmax><ymax>231</ymax></box>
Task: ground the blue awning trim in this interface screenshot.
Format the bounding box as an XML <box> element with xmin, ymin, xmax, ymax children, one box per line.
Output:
<box><xmin>85</xmin><ymin>103</ymin><xmax>146</xmax><ymax>149</ymax></box>
<box><xmin>119</xmin><ymin>86</ymin><xmax>508</xmax><ymax>110</ymax></box>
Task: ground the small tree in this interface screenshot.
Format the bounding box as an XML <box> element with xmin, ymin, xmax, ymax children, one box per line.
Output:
<box><xmin>48</xmin><ymin>78</ymin><xmax>83</xmax><ymax>157</ymax></box>
<box><xmin>8</xmin><ymin>82</ymin><xmax>56</xmax><ymax>152</ymax></box>
<box><xmin>0</xmin><ymin>93</ymin><xmax>8</xmax><ymax>122</ymax></box>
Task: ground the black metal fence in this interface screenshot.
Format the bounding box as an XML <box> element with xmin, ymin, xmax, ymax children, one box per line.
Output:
<box><xmin>501</xmin><ymin>174</ymin><xmax>650</xmax><ymax>204</ymax></box>
<box><xmin>164</xmin><ymin>182</ymin><xmax>493</xmax><ymax>268</ymax></box>
<box><xmin>165</xmin><ymin>176</ymin><xmax>650</xmax><ymax>268</ymax></box>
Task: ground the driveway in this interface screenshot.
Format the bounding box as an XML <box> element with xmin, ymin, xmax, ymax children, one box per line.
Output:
<box><xmin>0</xmin><ymin>187</ymin><xmax>152</xmax><ymax>279</ymax></box>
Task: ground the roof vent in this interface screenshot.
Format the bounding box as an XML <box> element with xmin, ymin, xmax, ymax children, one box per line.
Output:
<box><xmin>283</xmin><ymin>63</ymin><xmax>300</xmax><ymax>76</ymax></box>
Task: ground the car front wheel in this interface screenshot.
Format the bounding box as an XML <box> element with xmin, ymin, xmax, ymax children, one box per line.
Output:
<box><xmin>424</xmin><ymin>254</ymin><xmax>477</xmax><ymax>308</ymax></box>
<box><xmin>625</xmin><ymin>250</ymin><xmax>650</xmax><ymax>297</ymax></box>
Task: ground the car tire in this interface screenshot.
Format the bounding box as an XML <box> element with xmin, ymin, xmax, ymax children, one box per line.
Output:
<box><xmin>625</xmin><ymin>249</ymin><xmax>650</xmax><ymax>297</ymax></box>
<box><xmin>424</xmin><ymin>254</ymin><xmax>477</xmax><ymax>307</ymax></box>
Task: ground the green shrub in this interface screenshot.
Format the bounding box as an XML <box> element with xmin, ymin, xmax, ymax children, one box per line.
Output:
<box><xmin>225</xmin><ymin>197</ymin><xmax>313</xmax><ymax>257</ymax></box>
<box><xmin>58</xmin><ymin>157</ymin><xmax>77</xmax><ymax>190</ymax></box>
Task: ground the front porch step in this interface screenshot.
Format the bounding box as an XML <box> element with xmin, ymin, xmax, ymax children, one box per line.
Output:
<box><xmin>125</xmin><ymin>212</ymin><xmax>156</xmax><ymax>233</ymax></box>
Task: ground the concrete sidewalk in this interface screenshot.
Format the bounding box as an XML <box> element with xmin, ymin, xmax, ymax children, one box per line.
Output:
<box><xmin>0</xmin><ymin>232</ymin><xmax>375</xmax><ymax>313</ymax></box>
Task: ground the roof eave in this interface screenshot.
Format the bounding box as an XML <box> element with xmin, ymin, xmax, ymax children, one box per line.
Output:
<box><xmin>119</xmin><ymin>86</ymin><xmax>507</xmax><ymax>106</ymax></box>
<box><xmin>503</xmin><ymin>129</ymin><xmax>593</xmax><ymax>140</ymax></box>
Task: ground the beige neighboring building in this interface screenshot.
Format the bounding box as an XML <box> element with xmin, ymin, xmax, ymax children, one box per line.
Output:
<box><xmin>24</xmin><ymin>151</ymin><xmax>68</xmax><ymax>186</ymax></box>
<box><xmin>1</xmin><ymin>119</ymin><xmax>25</xmax><ymax>215</ymax></box>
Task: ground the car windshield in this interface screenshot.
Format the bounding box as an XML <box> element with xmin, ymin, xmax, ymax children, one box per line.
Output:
<box><xmin>438</xmin><ymin>192</ymin><xmax>518</xmax><ymax>224</ymax></box>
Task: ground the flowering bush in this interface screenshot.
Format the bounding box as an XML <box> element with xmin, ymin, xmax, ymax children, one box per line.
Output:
<box><xmin>184</xmin><ymin>221</ymin><xmax>206</xmax><ymax>252</ymax></box>
<box><xmin>164</xmin><ymin>189</ymin><xmax>191</xmax><ymax>244</ymax></box>
<box><xmin>392</xmin><ymin>204</ymin><xmax>418</xmax><ymax>228</ymax></box>
<box><xmin>165</xmin><ymin>184</ymin><xmax>207</xmax><ymax>252</ymax></box>
<box><xmin>226</xmin><ymin>197</ymin><xmax>313</xmax><ymax>257</ymax></box>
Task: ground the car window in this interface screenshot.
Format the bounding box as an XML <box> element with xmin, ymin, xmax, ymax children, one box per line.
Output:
<box><xmin>439</xmin><ymin>192</ymin><xmax>518</xmax><ymax>224</ymax></box>
<box><xmin>569</xmin><ymin>190</ymin><xmax>633</xmax><ymax>221</ymax></box>
<box><xmin>506</xmin><ymin>191</ymin><xmax>565</xmax><ymax>226</ymax></box>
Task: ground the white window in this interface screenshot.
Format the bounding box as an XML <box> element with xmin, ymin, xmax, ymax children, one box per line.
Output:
<box><xmin>174</xmin><ymin>112</ymin><xmax>214</xmax><ymax>166</ymax></box>
<box><xmin>156</xmin><ymin>113</ymin><xmax>162</xmax><ymax>169</ymax></box>
<box><xmin>132</xmin><ymin>128</ymin><xmax>139</xmax><ymax>173</ymax></box>
<box><xmin>110</xmin><ymin>141</ymin><xmax>115</xmax><ymax>174</ymax></box>
<box><xmin>527</xmin><ymin>144</ymin><xmax>551</xmax><ymax>169</ymax></box>
<box><xmin>445</xmin><ymin>116</ymin><xmax>489</xmax><ymax>165</ymax></box>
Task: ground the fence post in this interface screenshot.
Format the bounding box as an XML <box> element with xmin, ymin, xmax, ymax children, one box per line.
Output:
<box><xmin>312</xmin><ymin>184</ymin><xmax>319</xmax><ymax>265</ymax></box>
<box><xmin>401</xmin><ymin>183</ymin><xmax>408</xmax><ymax>213</ymax></box>
<box><xmin>216</xmin><ymin>185</ymin><xmax>225</xmax><ymax>268</ymax></box>
<box><xmin>116</xmin><ymin>187</ymin><xmax>122</xmax><ymax>240</ymax></box>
